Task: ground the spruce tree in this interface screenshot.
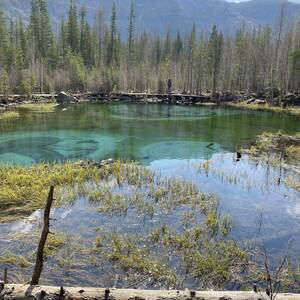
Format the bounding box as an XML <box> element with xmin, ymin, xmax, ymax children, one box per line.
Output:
<box><xmin>39</xmin><ymin>0</ymin><xmax>53</xmax><ymax>58</ymax></box>
<box><xmin>67</xmin><ymin>0</ymin><xmax>79</xmax><ymax>53</ymax></box>
<box><xmin>107</xmin><ymin>2</ymin><xmax>117</xmax><ymax>66</ymax></box>
<box><xmin>209</xmin><ymin>24</ymin><xmax>223</xmax><ymax>96</ymax></box>
<box><xmin>0</xmin><ymin>11</ymin><xmax>9</xmax><ymax>69</ymax></box>
<box><xmin>127</xmin><ymin>0</ymin><xmax>135</xmax><ymax>62</ymax></box>
<box><xmin>80</xmin><ymin>6</ymin><xmax>92</xmax><ymax>66</ymax></box>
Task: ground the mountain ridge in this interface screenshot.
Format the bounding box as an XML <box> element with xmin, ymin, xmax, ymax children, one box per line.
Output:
<box><xmin>1</xmin><ymin>0</ymin><xmax>300</xmax><ymax>36</ymax></box>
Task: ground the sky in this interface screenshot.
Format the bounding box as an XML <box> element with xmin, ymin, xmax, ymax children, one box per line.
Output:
<box><xmin>226</xmin><ymin>0</ymin><xmax>300</xmax><ymax>2</ymax></box>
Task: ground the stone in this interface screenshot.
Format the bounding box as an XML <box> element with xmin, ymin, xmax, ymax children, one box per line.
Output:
<box><xmin>100</xmin><ymin>158</ymin><xmax>114</xmax><ymax>166</ymax></box>
<box><xmin>265</xmin><ymin>87</ymin><xmax>280</xmax><ymax>98</ymax></box>
<box><xmin>57</xmin><ymin>91</ymin><xmax>78</xmax><ymax>104</ymax></box>
<box><xmin>283</xmin><ymin>93</ymin><xmax>300</xmax><ymax>106</ymax></box>
<box><xmin>220</xmin><ymin>92</ymin><xmax>235</xmax><ymax>102</ymax></box>
<box><xmin>253</xmin><ymin>99</ymin><xmax>266</xmax><ymax>105</ymax></box>
<box><xmin>247</xmin><ymin>98</ymin><xmax>256</xmax><ymax>104</ymax></box>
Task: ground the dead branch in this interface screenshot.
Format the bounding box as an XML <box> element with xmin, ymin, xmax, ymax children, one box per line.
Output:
<box><xmin>30</xmin><ymin>186</ymin><xmax>54</xmax><ymax>285</ymax></box>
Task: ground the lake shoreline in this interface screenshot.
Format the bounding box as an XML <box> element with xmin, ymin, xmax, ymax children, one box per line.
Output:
<box><xmin>1</xmin><ymin>92</ymin><xmax>300</xmax><ymax>117</ymax></box>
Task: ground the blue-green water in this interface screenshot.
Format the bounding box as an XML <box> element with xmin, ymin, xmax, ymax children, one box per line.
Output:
<box><xmin>0</xmin><ymin>103</ymin><xmax>299</xmax><ymax>287</ymax></box>
<box><xmin>0</xmin><ymin>103</ymin><xmax>298</xmax><ymax>164</ymax></box>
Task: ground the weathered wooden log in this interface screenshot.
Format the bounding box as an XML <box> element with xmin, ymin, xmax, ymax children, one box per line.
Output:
<box><xmin>1</xmin><ymin>285</ymin><xmax>300</xmax><ymax>300</ymax></box>
<box><xmin>3</xmin><ymin>268</ymin><xmax>7</xmax><ymax>284</ymax></box>
<box><xmin>30</xmin><ymin>186</ymin><xmax>55</xmax><ymax>285</ymax></box>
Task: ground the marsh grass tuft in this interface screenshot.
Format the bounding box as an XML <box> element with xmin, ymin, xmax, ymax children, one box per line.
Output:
<box><xmin>44</xmin><ymin>232</ymin><xmax>68</xmax><ymax>256</ymax></box>
<box><xmin>0</xmin><ymin>251</ymin><xmax>31</xmax><ymax>268</ymax></box>
<box><xmin>0</xmin><ymin>110</ymin><xmax>20</xmax><ymax>120</ymax></box>
<box><xmin>228</xmin><ymin>102</ymin><xmax>300</xmax><ymax>116</ymax></box>
<box><xmin>18</xmin><ymin>103</ymin><xmax>58</xmax><ymax>113</ymax></box>
<box><xmin>247</xmin><ymin>132</ymin><xmax>300</xmax><ymax>190</ymax></box>
<box><xmin>0</xmin><ymin>162</ymin><xmax>107</xmax><ymax>221</ymax></box>
<box><xmin>0</xmin><ymin>160</ymin><xmax>250</xmax><ymax>289</ymax></box>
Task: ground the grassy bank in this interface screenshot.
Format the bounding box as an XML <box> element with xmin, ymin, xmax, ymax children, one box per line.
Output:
<box><xmin>18</xmin><ymin>103</ymin><xmax>58</xmax><ymax>113</ymax></box>
<box><xmin>0</xmin><ymin>110</ymin><xmax>20</xmax><ymax>120</ymax></box>
<box><xmin>247</xmin><ymin>132</ymin><xmax>300</xmax><ymax>191</ymax></box>
<box><xmin>227</xmin><ymin>102</ymin><xmax>300</xmax><ymax>116</ymax></box>
<box><xmin>248</xmin><ymin>132</ymin><xmax>300</xmax><ymax>165</ymax></box>
<box><xmin>0</xmin><ymin>103</ymin><xmax>58</xmax><ymax>122</ymax></box>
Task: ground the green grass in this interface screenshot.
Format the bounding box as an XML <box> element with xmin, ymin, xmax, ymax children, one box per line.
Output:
<box><xmin>0</xmin><ymin>251</ymin><xmax>31</xmax><ymax>268</ymax></box>
<box><xmin>248</xmin><ymin>132</ymin><xmax>300</xmax><ymax>165</ymax></box>
<box><xmin>227</xmin><ymin>101</ymin><xmax>300</xmax><ymax>116</ymax></box>
<box><xmin>44</xmin><ymin>233</ymin><xmax>68</xmax><ymax>256</ymax></box>
<box><xmin>247</xmin><ymin>132</ymin><xmax>300</xmax><ymax>191</ymax></box>
<box><xmin>18</xmin><ymin>103</ymin><xmax>58</xmax><ymax>113</ymax></box>
<box><xmin>0</xmin><ymin>110</ymin><xmax>20</xmax><ymax>120</ymax></box>
<box><xmin>0</xmin><ymin>161</ymin><xmax>113</xmax><ymax>221</ymax></box>
<box><xmin>0</xmin><ymin>160</ymin><xmax>251</xmax><ymax>288</ymax></box>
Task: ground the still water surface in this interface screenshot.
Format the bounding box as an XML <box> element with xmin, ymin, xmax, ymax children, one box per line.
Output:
<box><xmin>0</xmin><ymin>103</ymin><xmax>299</xmax><ymax>286</ymax></box>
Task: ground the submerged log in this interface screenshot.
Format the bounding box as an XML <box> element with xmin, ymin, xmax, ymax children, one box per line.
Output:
<box><xmin>1</xmin><ymin>285</ymin><xmax>299</xmax><ymax>300</ymax></box>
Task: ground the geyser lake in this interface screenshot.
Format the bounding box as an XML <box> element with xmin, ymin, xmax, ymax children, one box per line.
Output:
<box><xmin>0</xmin><ymin>102</ymin><xmax>299</xmax><ymax>286</ymax></box>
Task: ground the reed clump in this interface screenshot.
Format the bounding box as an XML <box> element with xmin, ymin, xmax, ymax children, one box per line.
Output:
<box><xmin>228</xmin><ymin>102</ymin><xmax>300</xmax><ymax>116</ymax></box>
<box><xmin>0</xmin><ymin>161</ymin><xmax>117</xmax><ymax>221</ymax></box>
<box><xmin>0</xmin><ymin>251</ymin><xmax>31</xmax><ymax>268</ymax></box>
<box><xmin>0</xmin><ymin>160</ymin><xmax>248</xmax><ymax>289</ymax></box>
<box><xmin>247</xmin><ymin>132</ymin><xmax>300</xmax><ymax>163</ymax></box>
<box><xmin>248</xmin><ymin>132</ymin><xmax>300</xmax><ymax>191</ymax></box>
<box><xmin>18</xmin><ymin>103</ymin><xmax>58</xmax><ymax>113</ymax></box>
<box><xmin>0</xmin><ymin>110</ymin><xmax>20</xmax><ymax>120</ymax></box>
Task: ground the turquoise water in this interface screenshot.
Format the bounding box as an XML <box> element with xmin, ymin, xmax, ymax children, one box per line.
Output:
<box><xmin>0</xmin><ymin>103</ymin><xmax>298</xmax><ymax>164</ymax></box>
<box><xmin>0</xmin><ymin>103</ymin><xmax>299</xmax><ymax>286</ymax></box>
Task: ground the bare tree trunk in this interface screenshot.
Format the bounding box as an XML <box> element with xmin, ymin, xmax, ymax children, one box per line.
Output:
<box><xmin>31</xmin><ymin>186</ymin><xmax>54</xmax><ymax>285</ymax></box>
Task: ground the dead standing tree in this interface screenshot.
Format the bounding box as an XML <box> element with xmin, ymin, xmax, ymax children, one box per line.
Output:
<box><xmin>31</xmin><ymin>186</ymin><xmax>55</xmax><ymax>285</ymax></box>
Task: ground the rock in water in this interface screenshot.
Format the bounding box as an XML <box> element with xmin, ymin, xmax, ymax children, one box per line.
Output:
<box><xmin>57</xmin><ymin>91</ymin><xmax>78</xmax><ymax>104</ymax></box>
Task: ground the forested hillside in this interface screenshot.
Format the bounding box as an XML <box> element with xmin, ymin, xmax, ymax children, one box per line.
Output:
<box><xmin>0</xmin><ymin>0</ymin><xmax>300</xmax><ymax>96</ymax></box>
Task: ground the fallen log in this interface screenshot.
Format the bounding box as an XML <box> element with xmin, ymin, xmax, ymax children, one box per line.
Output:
<box><xmin>0</xmin><ymin>285</ymin><xmax>299</xmax><ymax>300</ymax></box>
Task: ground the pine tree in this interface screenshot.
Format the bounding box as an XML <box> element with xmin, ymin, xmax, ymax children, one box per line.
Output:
<box><xmin>127</xmin><ymin>0</ymin><xmax>135</xmax><ymax>89</ymax></box>
<box><xmin>186</xmin><ymin>24</ymin><xmax>196</xmax><ymax>93</ymax></box>
<box><xmin>127</xmin><ymin>0</ymin><xmax>135</xmax><ymax>61</ymax></box>
<box><xmin>0</xmin><ymin>70</ymin><xmax>9</xmax><ymax>96</ymax></box>
<box><xmin>59</xmin><ymin>17</ymin><xmax>68</xmax><ymax>58</ymax></box>
<box><xmin>209</xmin><ymin>24</ymin><xmax>223</xmax><ymax>97</ymax></box>
<box><xmin>80</xmin><ymin>6</ymin><xmax>92</xmax><ymax>66</ymax></box>
<box><xmin>39</xmin><ymin>0</ymin><xmax>53</xmax><ymax>58</ymax></box>
<box><xmin>67</xmin><ymin>0</ymin><xmax>79</xmax><ymax>53</ymax></box>
<box><xmin>107</xmin><ymin>2</ymin><xmax>117</xmax><ymax>66</ymax></box>
<box><xmin>94</xmin><ymin>7</ymin><xmax>105</xmax><ymax>68</ymax></box>
<box><xmin>0</xmin><ymin>11</ymin><xmax>9</xmax><ymax>69</ymax></box>
<box><xmin>28</xmin><ymin>0</ymin><xmax>40</xmax><ymax>59</ymax></box>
